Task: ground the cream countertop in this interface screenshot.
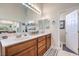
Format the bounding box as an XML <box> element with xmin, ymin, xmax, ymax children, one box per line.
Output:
<box><xmin>0</xmin><ymin>32</ymin><xmax>51</xmax><ymax>47</ymax></box>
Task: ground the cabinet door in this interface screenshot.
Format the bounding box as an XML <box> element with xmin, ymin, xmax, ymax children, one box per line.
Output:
<box><xmin>38</xmin><ymin>36</ymin><xmax>47</xmax><ymax>56</ymax></box>
<box><xmin>5</xmin><ymin>39</ymin><xmax>37</xmax><ymax>56</ymax></box>
<box><xmin>16</xmin><ymin>46</ymin><xmax>37</xmax><ymax>56</ymax></box>
<box><xmin>47</xmin><ymin>34</ymin><xmax>51</xmax><ymax>50</ymax></box>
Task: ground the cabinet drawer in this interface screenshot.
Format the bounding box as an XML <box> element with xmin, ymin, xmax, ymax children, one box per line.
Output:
<box><xmin>38</xmin><ymin>48</ymin><xmax>46</xmax><ymax>56</ymax></box>
<box><xmin>38</xmin><ymin>45</ymin><xmax>46</xmax><ymax>54</ymax></box>
<box><xmin>38</xmin><ymin>45</ymin><xmax>46</xmax><ymax>56</ymax></box>
<box><xmin>38</xmin><ymin>39</ymin><xmax>46</xmax><ymax>48</ymax></box>
<box><xmin>5</xmin><ymin>39</ymin><xmax>37</xmax><ymax>56</ymax></box>
<box><xmin>16</xmin><ymin>46</ymin><xmax>37</xmax><ymax>56</ymax></box>
<box><xmin>38</xmin><ymin>36</ymin><xmax>46</xmax><ymax>42</ymax></box>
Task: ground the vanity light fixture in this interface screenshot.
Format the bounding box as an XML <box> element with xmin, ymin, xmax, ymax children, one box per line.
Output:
<box><xmin>0</xmin><ymin>20</ymin><xmax>14</xmax><ymax>24</ymax></box>
<box><xmin>22</xmin><ymin>3</ymin><xmax>41</xmax><ymax>15</ymax></box>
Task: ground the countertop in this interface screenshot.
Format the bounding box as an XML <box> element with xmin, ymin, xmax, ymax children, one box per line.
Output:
<box><xmin>0</xmin><ymin>32</ymin><xmax>51</xmax><ymax>47</ymax></box>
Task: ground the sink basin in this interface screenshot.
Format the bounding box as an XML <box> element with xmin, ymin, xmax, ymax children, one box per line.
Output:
<box><xmin>2</xmin><ymin>36</ymin><xmax>8</xmax><ymax>39</ymax></box>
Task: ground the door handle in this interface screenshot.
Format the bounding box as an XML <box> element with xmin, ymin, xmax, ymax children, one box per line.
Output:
<box><xmin>78</xmin><ymin>31</ymin><xmax>79</xmax><ymax>33</ymax></box>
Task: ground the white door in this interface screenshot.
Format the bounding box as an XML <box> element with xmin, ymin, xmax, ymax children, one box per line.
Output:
<box><xmin>66</xmin><ymin>10</ymin><xmax>78</xmax><ymax>54</ymax></box>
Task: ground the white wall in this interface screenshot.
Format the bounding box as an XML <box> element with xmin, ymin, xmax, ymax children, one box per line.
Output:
<box><xmin>59</xmin><ymin>15</ymin><xmax>66</xmax><ymax>44</ymax></box>
<box><xmin>42</xmin><ymin>4</ymin><xmax>60</xmax><ymax>49</ymax></box>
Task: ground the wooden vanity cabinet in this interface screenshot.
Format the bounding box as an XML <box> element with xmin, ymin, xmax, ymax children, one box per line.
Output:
<box><xmin>4</xmin><ymin>34</ymin><xmax>51</xmax><ymax>56</ymax></box>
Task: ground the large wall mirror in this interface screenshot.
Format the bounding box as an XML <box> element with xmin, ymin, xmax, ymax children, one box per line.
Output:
<box><xmin>0</xmin><ymin>3</ymin><xmax>41</xmax><ymax>34</ymax></box>
<box><xmin>0</xmin><ymin>20</ymin><xmax>19</xmax><ymax>33</ymax></box>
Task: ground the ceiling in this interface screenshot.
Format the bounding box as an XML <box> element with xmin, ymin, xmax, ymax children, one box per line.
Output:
<box><xmin>42</xmin><ymin>3</ymin><xmax>79</xmax><ymax>19</ymax></box>
<box><xmin>42</xmin><ymin>3</ymin><xmax>79</xmax><ymax>13</ymax></box>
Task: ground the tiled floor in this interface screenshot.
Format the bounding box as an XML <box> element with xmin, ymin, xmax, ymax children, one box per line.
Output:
<box><xmin>63</xmin><ymin>44</ymin><xmax>76</xmax><ymax>54</ymax></box>
<box><xmin>44</xmin><ymin>48</ymin><xmax>58</xmax><ymax>56</ymax></box>
<box><xmin>57</xmin><ymin>50</ymin><xmax>77</xmax><ymax>56</ymax></box>
<box><xmin>44</xmin><ymin>48</ymin><xmax>77</xmax><ymax>56</ymax></box>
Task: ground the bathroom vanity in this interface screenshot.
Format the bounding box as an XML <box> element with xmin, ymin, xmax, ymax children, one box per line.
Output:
<box><xmin>0</xmin><ymin>33</ymin><xmax>52</xmax><ymax>56</ymax></box>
